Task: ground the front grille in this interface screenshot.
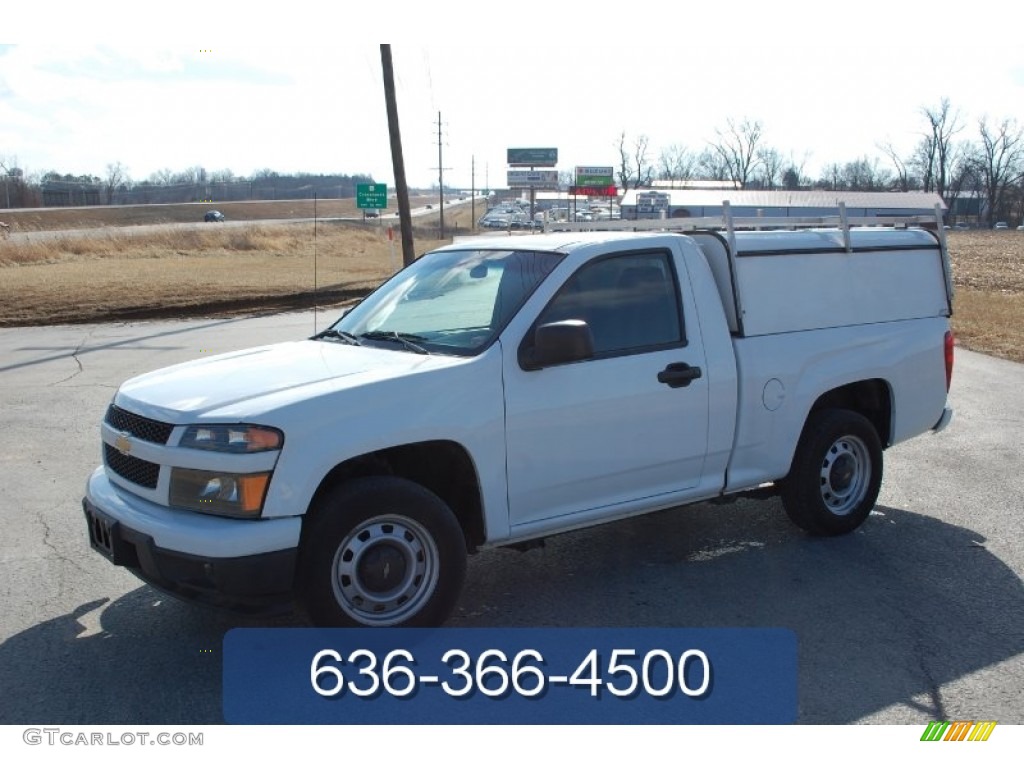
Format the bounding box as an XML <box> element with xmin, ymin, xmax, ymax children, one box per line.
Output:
<box><xmin>104</xmin><ymin>443</ymin><xmax>160</xmax><ymax>489</ymax></box>
<box><xmin>105</xmin><ymin>404</ymin><xmax>174</xmax><ymax>445</ymax></box>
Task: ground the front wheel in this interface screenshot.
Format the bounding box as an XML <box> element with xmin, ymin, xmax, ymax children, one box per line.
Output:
<box><xmin>780</xmin><ymin>409</ymin><xmax>883</xmax><ymax>536</ymax></box>
<box><xmin>299</xmin><ymin>477</ymin><xmax>467</xmax><ymax>627</ymax></box>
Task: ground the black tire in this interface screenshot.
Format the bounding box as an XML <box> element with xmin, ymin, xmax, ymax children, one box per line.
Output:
<box><xmin>298</xmin><ymin>476</ymin><xmax>467</xmax><ymax>628</ymax></box>
<box><xmin>780</xmin><ymin>408</ymin><xmax>883</xmax><ymax>536</ymax></box>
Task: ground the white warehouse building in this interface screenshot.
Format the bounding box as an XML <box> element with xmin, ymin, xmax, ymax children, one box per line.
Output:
<box><xmin>618</xmin><ymin>189</ymin><xmax>947</xmax><ymax>220</ymax></box>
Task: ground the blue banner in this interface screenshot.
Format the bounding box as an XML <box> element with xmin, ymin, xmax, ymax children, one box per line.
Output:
<box><xmin>223</xmin><ymin>628</ymin><xmax>797</xmax><ymax>725</ymax></box>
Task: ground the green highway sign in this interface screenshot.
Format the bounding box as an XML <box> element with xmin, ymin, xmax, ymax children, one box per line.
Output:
<box><xmin>357</xmin><ymin>183</ymin><xmax>388</xmax><ymax>209</ymax></box>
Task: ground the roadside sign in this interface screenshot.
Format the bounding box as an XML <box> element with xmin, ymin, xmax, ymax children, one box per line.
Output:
<box><xmin>356</xmin><ymin>183</ymin><xmax>387</xmax><ymax>209</ymax></box>
<box><xmin>507</xmin><ymin>170</ymin><xmax>559</xmax><ymax>189</ymax></box>
<box><xmin>636</xmin><ymin>191</ymin><xmax>671</xmax><ymax>218</ymax></box>
<box><xmin>575</xmin><ymin>166</ymin><xmax>614</xmax><ymax>186</ymax></box>
<box><xmin>570</xmin><ymin>185</ymin><xmax>618</xmax><ymax>197</ymax></box>
<box><xmin>507</xmin><ymin>148</ymin><xmax>558</xmax><ymax>167</ymax></box>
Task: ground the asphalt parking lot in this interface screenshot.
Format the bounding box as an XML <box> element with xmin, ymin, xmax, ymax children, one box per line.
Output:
<box><xmin>0</xmin><ymin>310</ymin><xmax>1021</xmax><ymax>725</ymax></box>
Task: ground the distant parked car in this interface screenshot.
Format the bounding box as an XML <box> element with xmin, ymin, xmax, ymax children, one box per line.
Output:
<box><xmin>1017</xmin><ymin>225</ymin><xmax>1024</xmax><ymax>231</ymax></box>
<box><xmin>994</xmin><ymin>221</ymin><xmax>1009</xmax><ymax>230</ymax></box>
<box><xmin>364</xmin><ymin>210</ymin><xmax>379</xmax><ymax>219</ymax></box>
<box><xmin>204</xmin><ymin>210</ymin><xmax>225</xmax><ymax>222</ymax></box>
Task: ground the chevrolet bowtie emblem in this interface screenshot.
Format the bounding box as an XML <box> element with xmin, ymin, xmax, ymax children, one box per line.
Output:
<box><xmin>114</xmin><ymin>433</ymin><xmax>132</xmax><ymax>455</ymax></box>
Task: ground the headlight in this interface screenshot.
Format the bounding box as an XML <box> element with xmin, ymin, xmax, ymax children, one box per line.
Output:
<box><xmin>179</xmin><ymin>424</ymin><xmax>283</xmax><ymax>453</ymax></box>
<box><xmin>171</xmin><ymin>424</ymin><xmax>282</xmax><ymax>516</ymax></box>
<box><xmin>170</xmin><ymin>469</ymin><xmax>271</xmax><ymax>517</ymax></box>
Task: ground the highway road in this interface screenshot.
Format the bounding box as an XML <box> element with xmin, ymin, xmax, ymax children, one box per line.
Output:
<box><xmin>1</xmin><ymin>197</ymin><xmax>481</xmax><ymax>243</ymax></box>
<box><xmin>0</xmin><ymin>312</ymin><xmax>1021</xmax><ymax>725</ymax></box>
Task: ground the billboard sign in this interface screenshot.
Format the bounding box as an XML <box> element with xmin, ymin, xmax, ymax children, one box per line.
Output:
<box><xmin>507</xmin><ymin>148</ymin><xmax>558</xmax><ymax>167</ymax></box>
<box><xmin>356</xmin><ymin>183</ymin><xmax>387</xmax><ymax>209</ymax></box>
<box><xmin>507</xmin><ymin>170</ymin><xmax>559</xmax><ymax>189</ymax></box>
<box><xmin>575</xmin><ymin>166</ymin><xmax>615</xmax><ymax>186</ymax></box>
<box><xmin>570</xmin><ymin>185</ymin><xmax>618</xmax><ymax>197</ymax></box>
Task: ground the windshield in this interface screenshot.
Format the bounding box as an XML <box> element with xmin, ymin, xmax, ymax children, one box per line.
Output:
<box><xmin>328</xmin><ymin>248</ymin><xmax>564</xmax><ymax>356</ymax></box>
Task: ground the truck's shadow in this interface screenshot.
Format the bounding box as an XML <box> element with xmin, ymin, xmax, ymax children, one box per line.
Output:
<box><xmin>1</xmin><ymin>501</ymin><xmax>1020</xmax><ymax>724</ymax></box>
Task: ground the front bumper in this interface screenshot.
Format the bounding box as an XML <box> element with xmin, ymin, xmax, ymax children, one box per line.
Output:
<box><xmin>83</xmin><ymin>468</ymin><xmax>301</xmax><ymax>614</ymax></box>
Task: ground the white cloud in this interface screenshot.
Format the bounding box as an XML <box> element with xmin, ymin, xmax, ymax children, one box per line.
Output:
<box><xmin>1</xmin><ymin>36</ymin><xmax>1022</xmax><ymax>188</ymax></box>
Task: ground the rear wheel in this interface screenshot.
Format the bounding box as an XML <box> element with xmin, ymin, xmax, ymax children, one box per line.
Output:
<box><xmin>780</xmin><ymin>409</ymin><xmax>883</xmax><ymax>536</ymax></box>
<box><xmin>299</xmin><ymin>476</ymin><xmax>466</xmax><ymax>627</ymax></box>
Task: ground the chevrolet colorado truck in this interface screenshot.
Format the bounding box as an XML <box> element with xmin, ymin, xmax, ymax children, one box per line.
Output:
<box><xmin>83</xmin><ymin>214</ymin><xmax>955</xmax><ymax>628</ymax></box>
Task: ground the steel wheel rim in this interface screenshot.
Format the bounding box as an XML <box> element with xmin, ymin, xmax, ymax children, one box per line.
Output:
<box><xmin>331</xmin><ymin>514</ymin><xmax>440</xmax><ymax>626</ymax></box>
<box><xmin>819</xmin><ymin>434</ymin><xmax>871</xmax><ymax>516</ymax></box>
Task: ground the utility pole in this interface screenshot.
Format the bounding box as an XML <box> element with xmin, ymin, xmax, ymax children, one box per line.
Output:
<box><xmin>432</xmin><ymin>113</ymin><xmax>453</xmax><ymax>240</ymax></box>
<box><xmin>435</xmin><ymin>111</ymin><xmax>453</xmax><ymax>240</ymax></box>
<box><xmin>380</xmin><ymin>44</ymin><xmax>415</xmax><ymax>267</ymax></box>
<box><xmin>438</xmin><ymin>111</ymin><xmax>444</xmax><ymax>239</ymax></box>
<box><xmin>471</xmin><ymin>155</ymin><xmax>475</xmax><ymax>231</ymax></box>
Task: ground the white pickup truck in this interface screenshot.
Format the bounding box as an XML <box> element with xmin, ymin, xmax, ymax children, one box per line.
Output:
<box><xmin>83</xmin><ymin>213</ymin><xmax>955</xmax><ymax>628</ymax></box>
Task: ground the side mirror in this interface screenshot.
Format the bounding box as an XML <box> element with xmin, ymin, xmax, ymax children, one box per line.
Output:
<box><xmin>520</xmin><ymin>320</ymin><xmax>595</xmax><ymax>370</ymax></box>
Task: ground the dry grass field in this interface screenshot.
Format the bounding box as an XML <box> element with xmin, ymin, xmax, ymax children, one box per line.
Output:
<box><xmin>0</xmin><ymin>199</ymin><xmax>481</xmax><ymax>325</ymax></box>
<box><xmin>943</xmin><ymin>230</ymin><xmax>1024</xmax><ymax>363</ymax></box>
<box><xmin>0</xmin><ymin>204</ymin><xmax>1021</xmax><ymax>363</ymax></box>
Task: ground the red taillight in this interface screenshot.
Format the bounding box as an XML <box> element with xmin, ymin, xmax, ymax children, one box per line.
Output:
<box><xmin>944</xmin><ymin>330</ymin><xmax>954</xmax><ymax>392</ymax></box>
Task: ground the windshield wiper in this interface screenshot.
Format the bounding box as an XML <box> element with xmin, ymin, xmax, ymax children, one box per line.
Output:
<box><xmin>311</xmin><ymin>328</ymin><xmax>363</xmax><ymax>346</ymax></box>
<box><xmin>359</xmin><ymin>330</ymin><xmax>431</xmax><ymax>355</ymax></box>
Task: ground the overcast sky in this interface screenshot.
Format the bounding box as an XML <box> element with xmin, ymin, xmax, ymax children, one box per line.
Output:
<box><xmin>3</xmin><ymin>4</ymin><xmax>1023</xmax><ymax>191</ymax></box>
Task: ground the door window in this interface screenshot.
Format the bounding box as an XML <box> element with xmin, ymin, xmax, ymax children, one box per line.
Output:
<box><xmin>529</xmin><ymin>251</ymin><xmax>684</xmax><ymax>358</ymax></box>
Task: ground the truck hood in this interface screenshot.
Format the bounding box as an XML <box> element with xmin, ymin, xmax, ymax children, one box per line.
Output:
<box><xmin>114</xmin><ymin>340</ymin><xmax>460</xmax><ymax>422</ymax></box>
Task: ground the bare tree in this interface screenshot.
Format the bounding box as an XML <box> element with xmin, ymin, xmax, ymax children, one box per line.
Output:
<box><xmin>633</xmin><ymin>134</ymin><xmax>654</xmax><ymax>189</ymax></box>
<box><xmin>910</xmin><ymin>135</ymin><xmax>937</xmax><ymax>193</ymax></box>
<box><xmin>657</xmin><ymin>144</ymin><xmax>697</xmax><ymax>186</ymax></box>
<box><xmin>780</xmin><ymin>151</ymin><xmax>811</xmax><ymax>190</ymax></box>
<box><xmin>878</xmin><ymin>141</ymin><xmax>913</xmax><ymax>192</ymax></box>
<box><xmin>696</xmin><ymin>148</ymin><xmax>730</xmax><ymax>181</ymax></box>
<box><xmin>817</xmin><ymin>162</ymin><xmax>843</xmax><ymax>190</ymax></box>
<box><xmin>708</xmin><ymin>118</ymin><xmax>764</xmax><ymax>188</ymax></box>
<box><xmin>104</xmin><ymin>161</ymin><xmax>127</xmax><ymax>205</ymax></box>
<box><xmin>1011</xmin><ymin>178</ymin><xmax>1024</xmax><ymax>225</ymax></box>
<box><xmin>148</xmin><ymin>168</ymin><xmax>176</xmax><ymax>186</ymax></box>
<box><xmin>922</xmin><ymin>98</ymin><xmax>964</xmax><ymax>203</ymax></box>
<box><xmin>617</xmin><ymin>131</ymin><xmax>631</xmax><ymax>193</ymax></box>
<box><xmin>781</xmin><ymin>167</ymin><xmax>801</xmax><ymax>190</ymax></box>
<box><xmin>943</xmin><ymin>144</ymin><xmax>982</xmax><ymax>220</ymax></box>
<box><xmin>755</xmin><ymin>147</ymin><xmax>784</xmax><ymax>190</ymax></box>
<box><xmin>616</xmin><ymin>131</ymin><xmax>654</xmax><ymax>193</ymax></box>
<box><xmin>841</xmin><ymin>156</ymin><xmax>891</xmax><ymax>191</ymax></box>
<box><xmin>976</xmin><ymin>116</ymin><xmax>1024</xmax><ymax>225</ymax></box>
<box><xmin>178</xmin><ymin>166</ymin><xmax>206</xmax><ymax>186</ymax></box>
